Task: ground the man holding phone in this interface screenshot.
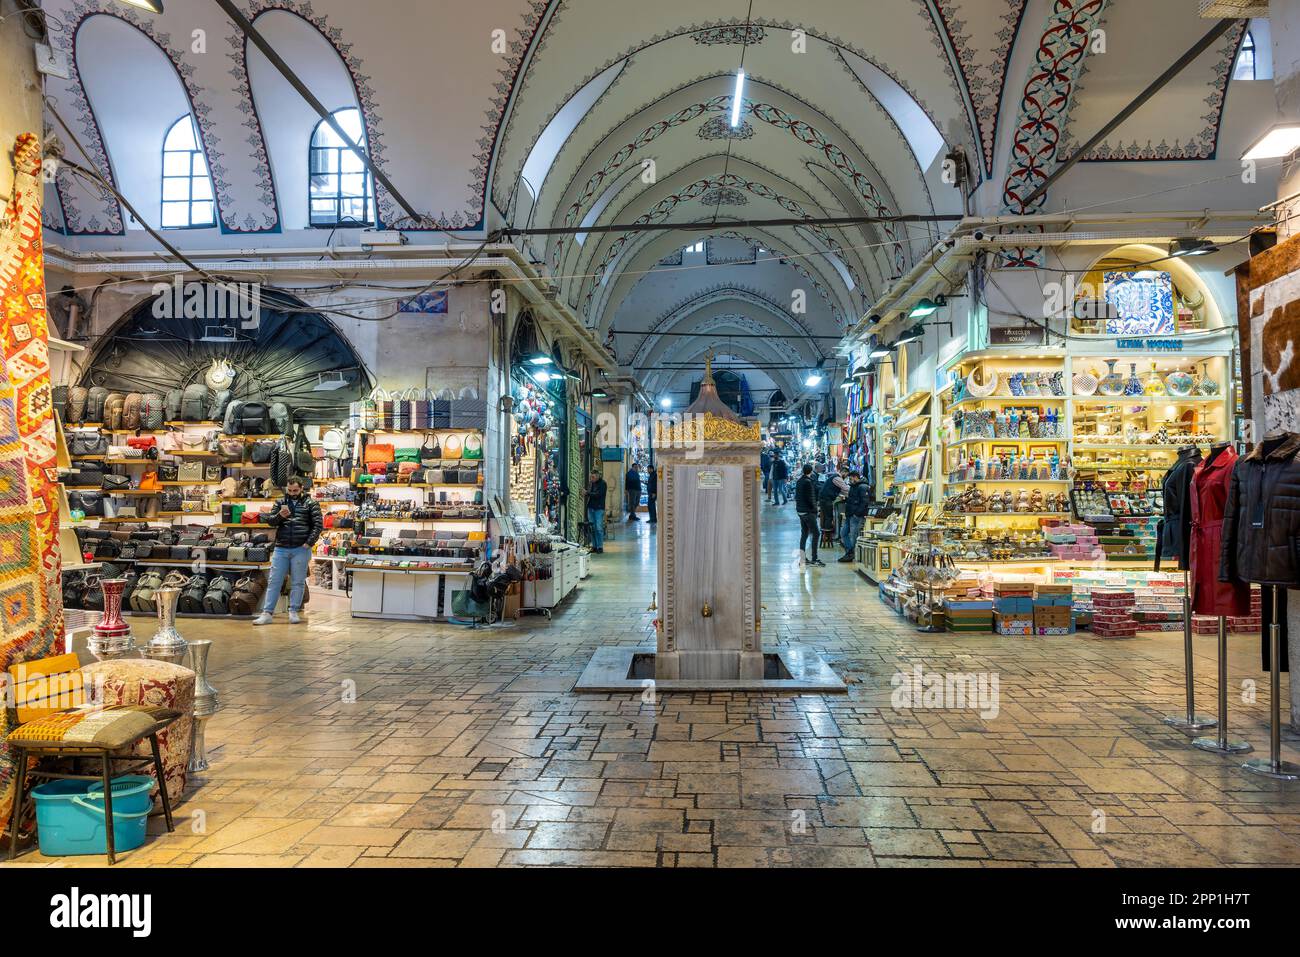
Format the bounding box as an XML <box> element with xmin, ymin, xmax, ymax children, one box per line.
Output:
<box><xmin>253</xmin><ymin>477</ymin><xmax>323</xmax><ymax>625</ymax></box>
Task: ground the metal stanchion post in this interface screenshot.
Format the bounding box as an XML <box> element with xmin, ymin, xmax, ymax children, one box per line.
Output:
<box><xmin>1243</xmin><ymin>586</ymin><xmax>1300</xmax><ymax>780</ymax></box>
<box><xmin>1165</xmin><ymin>568</ymin><xmax>1217</xmax><ymax>732</ymax></box>
<box><xmin>1193</xmin><ymin>616</ymin><xmax>1252</xmax><ymax>755</ymax></box>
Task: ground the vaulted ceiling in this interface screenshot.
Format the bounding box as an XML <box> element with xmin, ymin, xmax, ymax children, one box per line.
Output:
<box><xmin>39</xmin><ymin>0</ymin><xmax>1264</xmax><ymax>404</ymax></box>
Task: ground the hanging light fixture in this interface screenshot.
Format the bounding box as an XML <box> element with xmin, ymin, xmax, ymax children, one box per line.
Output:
<box><xmin>730</xmin><ymin>69</ymin><xmax>746</xmax><ymax>127</ymax></box>
<box><xmin>909</xmin><ymin>295</ymin><xmax>946</xmax><ymax>318</ymax></box>
<box><xmin>804</xmin><ymin>360</ymin><xmax>825</xmax><ymax>388</ymax></box>
<box><xmin>311</xmin><ymin>371</ymin><xmax>350</xmax><ymax>392</ymax></box>
<box><xmin>1168</xmin><ymin>237</ymin><xmax>1219</xmax><ymax>258</ymax></box>
<box><xmin>525</xmin><ymin>352</ymin><xmax>553</xmax><ymax>366</ymax></box>
<box><xmin>198</xmin><ymin>325</ymin><xmax>238</xmax><ymax>343</ymax></box>
<box><xmin>116</xmin><ymin>0</ymin><xmax>163</xmax><ymax>10</ymax></box>
<box><xmin>894</xmin><ymin>325</ymin><xmax>926</xmax><ymax>346</ymax></box>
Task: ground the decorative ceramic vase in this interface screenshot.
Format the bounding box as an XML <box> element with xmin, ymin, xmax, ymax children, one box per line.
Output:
<box><xmin>1164</xmin><ymin>368</ymin><xmax>1195</xmax><ymax>397</ymax></box>
<box><xmin>1143</xmin><ymin>362</ymin><xmax>1167</xmax><ymax>396</ymax></box>
<box><xmin>88</xmin><ymin>578</ymin><xmax>134</xmax><ymax>661</ymax></box>
<box><xmin>1071</xmin><ymin>368</ymin><xmax>1099</xmax><ymax>396</ymax></box>
<box><xmin>1193</xmin><ymin>361</ymin><xmax>1220</xmax><ymax>397</ymax></box>
<box><xmin>1123</xmin><ymin>363</ymin><xmax>1144</xmax><ymax>397</ymax></box>
<box><xmin>1097</xmin><ymin>360</ymin><xmax>1125</xmax><ymax>397</ymax></box>
<box><xmin>186</xmin><ymin>640</ymin><xmax>219</xmax><ymax>773</ymax></box>
<box><xmin>143</xmin><ymin>587</ymin><xmax>188</xmax><ymax>665</ymax></box>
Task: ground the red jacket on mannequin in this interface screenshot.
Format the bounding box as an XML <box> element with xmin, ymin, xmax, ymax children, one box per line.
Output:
<box><xmin>1190</xmin><ymin>445</ymin><xmax>1250</xmax><ymax>617</ymax></box>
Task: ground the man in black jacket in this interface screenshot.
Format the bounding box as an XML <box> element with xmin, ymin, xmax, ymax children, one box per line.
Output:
<box><xmin>253</xmin><ymin>477</ymin><xmax>323</xmax><ymax>625</ymax></box>
<box><xmin>586</xmin><ymin>469</ymin><xmax>608</xmax><ymax>553</ymax></box>
<box><xmin>625</xmin><ymin>461</ymin><xmax>642</xmax><ymax>522</ymax></box>
<box><xmin>795</xmin><ymin>464</ymin><xmax>823</xmax><ymax>566</ymax></box>
<box><xmin>646</xmin><ymin>464</ymin><xmax>658</xmax><ymax>525</ymax></box>
<box><xmin>838</xmin><ymin>471</ymin><xmax>869</xmax><ymax>562</ymax></box>
<box><xmin>771</xmin><ymin>454</ymin><xmax>790</xmax><ymax>505</ymax></box>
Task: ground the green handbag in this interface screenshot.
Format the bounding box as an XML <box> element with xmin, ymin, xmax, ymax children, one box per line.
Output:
<box><xmin>461</xmin><ymin>434</ymin><xmax>483</xmax><ymax>461</ymax></box>
<box><xmin>231</xmin><ymin>503</ymin><xmax>246</xmax><ymax>524</ymax></box>
<box><xmin>358</xmin><ymin>473</ymin><xmax>374</xmax><ymax>484</ymax></box>
<box><xmin>395</xmin><ymin>447</ymin><xmax>421</xmax><ymax>463</ymax></box>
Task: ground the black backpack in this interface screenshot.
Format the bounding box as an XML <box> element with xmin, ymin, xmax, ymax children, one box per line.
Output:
<box><xmin>165</xmin><ymin>389</ymin><xmax>183</xmax><ymax>422</ymax></box>
<box><xmin>85</xmin><ymin>387</ymin><xmax>108</xmax><ymax>422</ymax></box>
<box><xmin>236</xmin><ymin>402</ymin><xmax>271</xmax><ymax>435</ymax></box>
<box><xmin>208</xmin><ymin>389</ymin><xmax>233</xmax><ymax>423</ymax></box>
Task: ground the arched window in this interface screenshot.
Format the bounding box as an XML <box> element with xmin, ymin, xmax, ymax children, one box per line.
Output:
<box><xmin>1235</xmin><ymin>30</ymin><xmax>1257</xmax><ymax>81</ymax></box>
<box><xmin>161</xmin><ymin>115</ymin><xmax>215</xmax><ymax>229</ymax></box>
<box><xmin>309</xmin><ymin>108</ymin><xmax>373</xmax><ymax>227</ymax></box>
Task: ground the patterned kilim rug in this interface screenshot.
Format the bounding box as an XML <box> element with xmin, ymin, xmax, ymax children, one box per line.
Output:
<box><xmin>0</xmin><ymin>133</ymin><xmax>62</xmax><ymax>830</ymax></box>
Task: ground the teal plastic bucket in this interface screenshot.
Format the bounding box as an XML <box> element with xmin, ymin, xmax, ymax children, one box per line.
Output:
<box><xmin>31</xmin><ymin>775</ymin><xmax>153</xmax><ymax>856</ymax></box>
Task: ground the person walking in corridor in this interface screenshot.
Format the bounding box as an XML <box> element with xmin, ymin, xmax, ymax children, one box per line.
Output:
<box><xmin>771</xmin><ymin>453</ymin><xmax>789</xmax><ymax>505</ymax></box>
<box><xmin>795</xmin><ymin>464</ymin><xmax>824</xmax><ymax>566</ymax></box>
<box><xmin>625</xmin><ymin>460</ymin><xmax>642</xmax><ymax>522</ymax></box>
<box><xmin>838</xmin><ymin>470</ymin><xmax>869</xmax><ymax>563</ymax></box>
<box><xmin>586</xmin><ymin>469</ymin><xmax>608</xmax><ymax>553</ymax></box>
<box><xmin>646</xmin><ymin>462</ymin><xmax>658</xmax><ymax>525</ymax></box>
<box><xmin>760</xmin><ymin>447</ymin><xmax>772</xmax><ymax>499</ymax></box>
<box><xmin>253</xmin><ymin>477</ymin><xmax>323</xmax><ymax>625</ymax></box>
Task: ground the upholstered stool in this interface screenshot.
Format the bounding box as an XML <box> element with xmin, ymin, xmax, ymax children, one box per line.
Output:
<box><xmin>80</xmin><ymin>659</ymin><xmax>195</xmax><ymax>805</ymax></box>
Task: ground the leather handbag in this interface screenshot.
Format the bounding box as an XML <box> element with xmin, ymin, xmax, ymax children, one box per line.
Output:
<box><xmin>69</xmin><ymin>432</ymin><xmax>108</xmax><ymax>456</ymax></box>
<box><xmin>126</xmin><ymin>436</ymin><xmax>157</xmax><ymax>451</ymax></box>
<box><xmin>441</xmin><ymin>433</ymin><xmax>464</xmax><ymax>460</ymax></box>
<box><xmin>240</xmin><ymin>510</ymin><xmax>263</xmax><ymax>525</ymax></box>
<box><xmin>101</xmin><ymin>473</ymin><xmax>131</xmax><ymax>490</ymax></box>
<box><xmin>364</xmin><ymin>442</ymin><xmax>394</xmax><ymax>465</ymax></box>
<box><xmin>158</xmin><ymin>462</ymin><xmax>179</xmax><ymax>482</ymax></box>
<box><xmin>395</xmin><ymin>447</ymin><xmax>421</xmax><ymax>463</ymax></box>
<box><xmin>178</xmin><ymin>460</ymin><xmax>205</xmax><ymax>482</ymax></box>
<box><xmin>249</xmin><ymin>440</ymin><xmax>276</xmax><ymax>464</ymax></box>
<box><xmin>228</xmin><ymin>545</ymin><xmax>247</xmax><ymax>563</ymax></box>
<box><xmin>220</xmin><ymin>438</ymin><xmax>246</xmax><ymax>463</ymax></box>
<box><xmin>367</xmin><ymin>462</ymin><xmax>387</xmax><ymax>475</ymax></box>
<box><xmin>246</xmin><ymin>546</ymin><xmax>269</xmax><ymax>563</ymax></box>
<box><xmin>68</xmin><ymin>386</ymin><xmax>89</xmax><ymax>424</ymax></box>
<box><xmin>204</xmin><ymin>463</ymin><xmax>223</xmax><ymax>482</ymax></box>
<box><xmin>461</xmin><ymin>434</ymin><xmax>483</xmax><ymax>461</ymax></box>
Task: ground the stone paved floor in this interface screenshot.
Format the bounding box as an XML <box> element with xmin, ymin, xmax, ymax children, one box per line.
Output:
<box><xmin>9</xmin><ymin>503</ymin><xmax>1300</xmax><ymax>868</ymax></box>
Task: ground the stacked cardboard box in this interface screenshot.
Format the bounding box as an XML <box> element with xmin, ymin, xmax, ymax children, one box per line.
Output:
<box><xmin>944</xmin><ymin>599</ymin><xmax>994</xmax><ymax>633</ymax></box>
<box><xmin>1032</xmin><ymin>583</ymin><xmax>1075</xmax><ymax>635</ymax></box>
<box><xmin>993</xmin><ymin>583</ymin><xmax>1035</xmax><ymax>636</ymax></box>
<box><xmin>1091</xmin><ymin>589</ymin><xmax>1137</xmax><ymax>637</ymax></box>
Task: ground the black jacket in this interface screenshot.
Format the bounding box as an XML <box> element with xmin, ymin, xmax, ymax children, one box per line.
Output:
<box><xmin>794</xmin><ymin>475</ymin><xmax>817</xmax><ymax>514</ymax></box>
<box><xmin>625</xmin><ymin>468</ymin><xmax>641</xmax><ymax>494</ymax></box>
<box><xmin>646</xmin><ymin>467</ymin><xmax>657</xmax><ymax>497</ymax></box>
<box><xmin>266</xmin><ymin>493</ymin><xmax>323</xmax><ymax>549</ymax></box>
<box><xmin>818</xmin><ymin>474</ymin><xmax>842</xmax><ymax>507</ymax></box>
<box><xmin>845</xmin><ymin>481</ymin><xmax>870</xmax><ymax>517</ymax></box>
<box><xmin>1221</xmin><ymin>433</ymin><xmax>1300</xmax><ymax>586</ymax></box>
<box><xmin>1156</xmin><ymin>447</ymin><xmax>1202</xmax><ymax>570</ymax></box>
<box><xmin>760</xmin><ymin>451</ymin><xmax>772</xmax><ymax>475</ymax></box>
<box><xmin>585</xmin><ymin>478</ymin><xmax>608</xmax><ymax>512</ymax></box>
<box><xmin>772</xmin><ymin>458</ymin><xmax>789</xmax><ymax>482</ymax></box>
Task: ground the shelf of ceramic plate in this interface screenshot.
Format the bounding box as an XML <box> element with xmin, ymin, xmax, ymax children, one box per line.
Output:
<box><xmin>1073</xmin><ymin>443</ymin><xmax>1213</xmax><ymax>452</ymax></box>
<box><xmin>948</xmin><ymin>394</ymin><xmax>1068</xmax><ymax>410</ymax></box>
<box><xmin>946</xmin><ymin>437</ymin><xmax>1067</xmax><ymax>448</ymax></box>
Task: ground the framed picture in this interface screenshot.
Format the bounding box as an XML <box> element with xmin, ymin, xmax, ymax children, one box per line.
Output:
<box><xmin>1028</xmin><ymin>444</ymin><xmax>1059</xmax><ymax>459</ymax></box>
<box><xmin>1104</xmin><ymin>270</ymin><xmax>1175</xmax><ymax>336</ymax></box>
<box><xmin>990</xmin><ymin>443</ymin><xmax>1019</xmax><ymax>459</ymax></box>
<box><xmin>898</xmin><ymin>421</ymin><xmax>928</xmax><ymax>453</ymax></box>
<box><xmin>894</xmin><ymin>449</ymin><xmax>929</xmax><ymax>484</ymax></box>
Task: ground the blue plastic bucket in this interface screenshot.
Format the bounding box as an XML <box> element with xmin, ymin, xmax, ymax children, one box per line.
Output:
<box><xmin>31</xmin><ymin>775</ymin><xmax>154</xmax><ymax>856</ymax></box>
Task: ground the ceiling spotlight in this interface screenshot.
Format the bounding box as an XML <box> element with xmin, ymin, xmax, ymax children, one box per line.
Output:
<box><xmin>804</xmin><ymin>360</ymin><xmax>825</xmax><ymax>388</ymax></box>
<box><xmin>532</xmin><ymin>369</ymin><xmax>553</xmax><ymax>384</ymax></box>
<box><xmin>311</xmin><ymin>371</ymin><xmax>350</xmax><ymax>392</ymax></box>
<box><xmin>909</xmin><ymin>295</ymin><xmax>946</xmax><ymax>318</ymax></box>
<box><xmin>589</xmin><ymin>388</ymin><xmax>609</xmax><ymax>399</ymax></box>
<box><xmin>730</xmin><ymin>69</ymin><xmax>746</xmax><ymax>128</ymax></box>
<box><xmin>1168</xmin><ymin>237</ymin><xmax>1219</xmax><ymax>258</ymax></box>
<box><xmin>116</xmin><ymin>0</ymin><xmax>163</xmax><ymax>10</ymax></box>
<box><xmin>526</xmin><ymin>352</ymin><xmax>553</xmax><ymax>366</ymax></box>
<box><xmin>660</xmin><ymin>396</ymin><xmax>673</xmax><ymax>409</ymax></box>
<box><xmin>1243</xmin><ymin>122</ymin><xmax>1300</xmax><ymax>161</ymax></box>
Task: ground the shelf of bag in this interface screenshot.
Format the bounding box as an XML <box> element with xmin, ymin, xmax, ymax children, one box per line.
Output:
<box><xmin>65</xmin><ymin>486</ymin><xmax>105</xmax><ymax>491</ymax></box>
<box><xmin>157</xmin><ymin>511</ymin><xmax>214</xmax><ymax>517</ymax></box>
<box><xmin>225</xmin><ymin>463</ymin><xmax>272</xmax><ymax>469</ymax></box>
<box><xmin>160</xmin><ymin>481</ymin><xmax>223</xmax><ymax>486</ymax></box>
<box><xmin>313</xmin><ymin>554</ymin><xmax>349</xmax><ymax>562</ymax></box>
<box><xmin>124</xmin><ymin>611</ymin><xmax>256</xmax><ymax>621</ymax></box>
<box><xmin>945</xmin><ymin>437</ymin><xmax>1066</xmax><ymax>448</ymax></box>
<box><xmin>66</xmin><ymin>423</ymin><xmax>104</xmax><ymax>429</ymax></box>
<box><xmin>216</xmin><ymin>523</ymin><xmax>272</xmax><ymax>528</ymax></box>
<box><xmin>360</xmin><ymin>517</ymin><xmax>486</xmax><ymax>524</ymax></box>
<box><xmin>345</xmin><ymin>564</ymin><xmax>473</xmax><ymax>575</ymax></box>
<box><xmin>168</xmin><ymin>450</ymin><xmax>221</xmax><ymax>457</ymax></box>
<box><xmin>62</xmin><ymin>563</ymin><xmax>101</xmax><ymax>572</ymax></box>
<box><xmin>102</xmin><ymin>458</ymin><xmax>161</xmax><ymax>465</ymax></box>
<box><xmin>368</xmin><ymin>483</ymin><xmax>484</xmax><ymax>489</ymax></box>
<box><xmin>164</xmin><ymin>421</ymin><xmax>221</xmax><ymax>427</ymax></box>
<box><xmin>948</xmin><ymin>394</ymin><xmax>1067</xmax><ymax>409</ymax></box>
<box><xmin>136</xmin><ymin>559</ymin><xmax>271</xmax><ymax>570</ymax></box>
<box><xmin>106</xmin><ymin>490</ymin><xmax>160</xmax><ymax>496</ymax></box>
<box><xmin>70</xmin><ymin>454</ymin><xmax>105</xmax><ymax>461</ymax></box>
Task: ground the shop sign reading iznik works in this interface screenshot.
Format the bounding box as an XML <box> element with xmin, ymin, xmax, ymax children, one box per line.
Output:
<box><xmin>1103</xmin><ymin>271</ymin><xmax>1175</xmax><ymax>336</ymax></box>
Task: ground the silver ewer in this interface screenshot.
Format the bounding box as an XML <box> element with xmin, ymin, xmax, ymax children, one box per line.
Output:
<box><xmin>142</xmin><ymin>587</ymin><xmax>188</xmax><ymax>665</ymax></box>
<box><xmin>186</xmin><ymin>639</ymin><xmax>219</xmax><ymax>773</ymax></box>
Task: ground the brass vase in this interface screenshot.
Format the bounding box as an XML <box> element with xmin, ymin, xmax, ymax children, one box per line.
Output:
<box><xmin>143</xmin><ymin>587</ymin><xmax>188</xmax><ymax>665</ymax></box>
<box><xmin>186</xmin><ymin>640</ymin><xmax>219</xmax><ymax>773</ymax></box>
